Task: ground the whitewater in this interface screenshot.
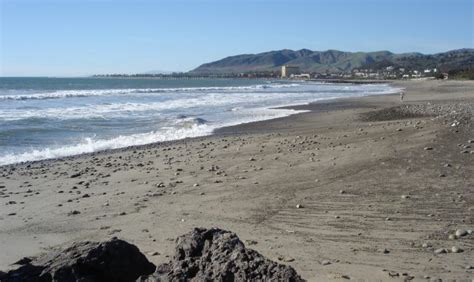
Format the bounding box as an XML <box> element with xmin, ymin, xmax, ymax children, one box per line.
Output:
<box><xmin>0</xmin><ymin>77</ymin><xmax>400</xmax><ymax>165</ymax></box>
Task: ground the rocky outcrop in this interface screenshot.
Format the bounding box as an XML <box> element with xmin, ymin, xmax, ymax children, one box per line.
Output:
<box><xmin>0</xmin><ymin>238</ymin><xmax>155</xmax><ymax>282</ymax></box>
<box><xmin>1</xmin><ymin>228</ymin><xmax>305</xmax><ymax>282</ymax></box>
<box><xmin>140</xmin><ymin>228</ymin><xmax>305</xmax><ymax>282</ymax></box>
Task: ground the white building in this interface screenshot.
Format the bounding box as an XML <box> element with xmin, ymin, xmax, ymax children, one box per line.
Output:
<box><xmin>281</xmin><ymin>65</ymin><xmax>300</xmax><ymax>78</ymax></box>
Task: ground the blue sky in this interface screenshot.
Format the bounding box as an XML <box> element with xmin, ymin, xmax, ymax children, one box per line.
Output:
<box><xmin>1</xmin><ymin>0</ymin><xmax>473</xmax><ymax>76</ymax></box>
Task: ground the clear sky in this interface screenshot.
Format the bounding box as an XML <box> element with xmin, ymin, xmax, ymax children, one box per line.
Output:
<box><xmin>1</xmin><ymin>0</ymin><xmax>473</xmax><ymax>76</ymax></box>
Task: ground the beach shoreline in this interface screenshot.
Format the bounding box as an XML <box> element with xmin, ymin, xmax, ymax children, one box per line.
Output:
<box><xmin>0</xmin><ymin>81</ymin><xmax>400</xmax><ymax>168</ymax></box>
<box><xmin>0</xmin><ymin>79</ymin><xmax>473</xmax><ymax>280</ymax></box>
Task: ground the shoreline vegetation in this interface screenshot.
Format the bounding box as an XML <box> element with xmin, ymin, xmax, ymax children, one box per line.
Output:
<box><xmin>92</xmin><ymin>48</ymin><xmax>474</xmax><ymax>81</ymax></box>
<box><xmin>1</xmin><ymin>79</ymin><xmax>473</xmax><ymax>280</ymax></box>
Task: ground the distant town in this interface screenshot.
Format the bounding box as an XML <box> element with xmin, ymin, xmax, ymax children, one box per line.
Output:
<box><xmin>93</xmin><ymin>64</ymin><xmax>450</xmax><ymax>81</ymax></box>
<box><xmin>93</xmin><ymin>48</ymin><xmax>473</xmax><ymax>80</ymax></box>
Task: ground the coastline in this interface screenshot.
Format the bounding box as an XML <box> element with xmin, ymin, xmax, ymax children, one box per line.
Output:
<box><xmin>1</xmin><ymin>79</ymin><xmax>473</xmax><ymax>280</ymax></box>
<box><xmin>0</xmin><ymin>81</ymin><xmax>399</xmax><ymax>168</ymax></box>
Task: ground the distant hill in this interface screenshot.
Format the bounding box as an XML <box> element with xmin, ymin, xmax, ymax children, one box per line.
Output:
<box><xmin>191</xmin><ymin>48</ymin><xmax>474</xmax><ymax>74</ymax></box>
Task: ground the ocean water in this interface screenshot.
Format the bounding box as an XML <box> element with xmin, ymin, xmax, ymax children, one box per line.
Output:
<box><xmin>0</xmin><ymin>77</ymin><xmax>399</xmax><ymax>165</ymax></box>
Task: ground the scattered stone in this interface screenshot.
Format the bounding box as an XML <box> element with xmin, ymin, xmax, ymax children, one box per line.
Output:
<box><xmin>296</xmin><ymin>204</ymin><xmax>303</xmax><ymax>209</ymax></box>
<box><xmin>70</xmin><ymin>172</ymin><xmax>82</xmax><ymax>178</ymax></box>
<box><xmin>455</xmin><ymin>229</ymin><xmax>467</xmax><ymax>237</ymax></box>
<box><xmin>451</xmin><ymin>246</ymin><xmax>462</xmax><ymax>253</ymax></box>
<box><xmin>424</xmin><ymin>147</ymin><xmax>433</xmax><ymax>151</ymax></box>
<box><xmin>321</xmin><ymin>260</ymin><xmax>331</xmax><ymax>265</ymax></box>
<box><xmin>245</xmin><ymin>240</ymin><xmax>258</xmax><ymax>246</ymax></box>
<box><xmin>140</xmin><ymin>228</ymin><xmax>304</xmax><ymax>281</ymax></box>
<box><xmin>401</xmin><ymin>194</ymin><xmax>410</xmax><ymax>199</ymax></box>
<box><xmin>434</xmin><ymin>248</ymin><xmax>446</xmax><ymax>254</ymax></box>
<box><xmin>388</xmin><ymin>271</ymin><xmax>399</xmax><ymax>277</ymax></box>
<box><xmin>282</xmin><ymin>257</ymin><xmax>295</xmax><ymax>263</ymax></box>
<box><xmin>67</xmin><ymin>210</ymin><xmax>80</xmax><ymax>216</ymax></box>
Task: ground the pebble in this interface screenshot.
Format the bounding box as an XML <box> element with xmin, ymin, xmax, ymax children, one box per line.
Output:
<box><xmin>451</xmin><ymin>246</ymin><xmax>462</xmax><ymax>253</ymax></box>
<box><xmin>68</xmin><ymin>210</ymin><xmax>80</xmax><ymax>216</ymax></box>
<box><xmin>401</xmin><ymin>194</ymin><xmax>410</xmax><ymax>199</ymax></box>
<box><xmin>455</xmin><ymin>229</ymin><xmax>467</xmax><ymax>237</ymax></box>
<box><xmin>296</xmin><ymin>204</ymin><xmax>303</xmax><ymax>209</ymax></box>
<box><xmin>321</xmin><ymin>260</ymin><xmax>331</xmax><ymax>265</ymax></box>
<box><xmin>245</xmin><ymin>240</ymin><xmax>258</xmax><ymax>246</ymax></box>
<box><xmin>424</xmin><ymin>147</ymin><xmax>433</xmax><ymax>151</ymax></box>
<box><xmin>282</xmin><ymin>257</ymin><xmax>295</xmax><ymax>262</ymax></box>
<box><xmin>434</xmin><ymin>248</ymin><xmax>446</xmax><ymax>254</ymax></box>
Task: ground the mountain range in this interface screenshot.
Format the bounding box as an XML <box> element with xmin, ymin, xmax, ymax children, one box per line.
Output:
<box><xmin>191</xmin><ymin>48</ymin><xmax>474</xmax><ymax>74</ymax></box>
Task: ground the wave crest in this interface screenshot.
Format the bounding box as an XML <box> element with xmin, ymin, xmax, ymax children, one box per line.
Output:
<box><xmin>0</xmin><ymin>83</ymin><xmax>300</xmax><ymax>101</ymax></box>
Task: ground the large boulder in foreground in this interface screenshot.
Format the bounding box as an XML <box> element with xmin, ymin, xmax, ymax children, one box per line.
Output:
<box><xmin>0</xmin><ymin>238</ymin><xmax>155</xmax><ymax>282</ymax></box>
<box><xmin>1</xmin><ymin>228</ymin><xmax>305</xmax><ymax>282</ymax></box>
<box><xmin>140</xmin><ymin>228</ymin><xmax>305</xmax><ymax>282</ymax></box>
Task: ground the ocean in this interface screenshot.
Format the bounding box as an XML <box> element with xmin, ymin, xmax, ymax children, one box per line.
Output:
<box><xmin>0</xmin><ymin>77</ymin><xmax>399</xmax><ymax>165</ymax></box>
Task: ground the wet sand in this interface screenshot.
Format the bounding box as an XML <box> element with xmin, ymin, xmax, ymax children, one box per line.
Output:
<box><xmin>1</xmin><ymin>79</ymin><xmax>473</xmax><ymax>281</ymax></box>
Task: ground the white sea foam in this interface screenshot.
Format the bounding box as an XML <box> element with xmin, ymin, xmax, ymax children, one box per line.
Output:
<box><xmin>0</xmin><ymin>83</ymin><xmax>300</xmax><ymax>101</ymax></box>
<box><xmin>0</xmin><ymin>107</ymin><xmax>305</xmax><ymax>165</ymax></box>
<box><xmin>0</xmin><ymin>82</ymin><xmax>401</xmax><ymax>165</ymax></box>
<box><xmin>0</xmin><ymin>124</ymin><xmax>214</xmax><ymax>165</ymax></box>
<box><xmin>0</xmin><ymin>85</ymin><xmax>400</xmax><ymax>121</ymax></box>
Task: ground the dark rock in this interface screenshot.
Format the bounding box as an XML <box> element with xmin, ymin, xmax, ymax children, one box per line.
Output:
<box><xmin>140</xmin><ymin>227</ymin><xmax>305</xmax><ymax>282</ymax></box>
<box><xmin>70</xmin><ymin>172</ymin><xmax>82</xmax><ymax>178</ymax></box>
<box><xmin>1</xmin><ymin>238</ymin><xmax>155</xmax><ymax>282</ymax></box>
<box><xmin>67</xmin><ymin>210</ymin><xmax>81</xmax><ymax>216</ymax></box>
<box><xmin>13</xmin><ymin>257</ymin><xmax>33</xmax><ymax>265</ymax></box>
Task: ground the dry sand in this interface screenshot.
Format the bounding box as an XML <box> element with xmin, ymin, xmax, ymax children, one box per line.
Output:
<box><xmin>0</xmin><ymin>79</ymin><xmax>473</xmax><ymax>281</ymax></box>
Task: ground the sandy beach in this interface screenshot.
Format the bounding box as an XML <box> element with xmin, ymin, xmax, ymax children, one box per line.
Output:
<box><xmin>1</xmin><ymin>79</ymin><xmax>473</xmax><ymax>280</ymax></box>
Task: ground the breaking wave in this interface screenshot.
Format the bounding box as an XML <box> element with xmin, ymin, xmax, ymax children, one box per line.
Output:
<box><xmin>0</xmin><ymin>83</ymin><xmax>300</xmax><ymax>101</ymax></box>
<box><xmin>0</xmin><ymin>107</ymin><xmax>305</xmax><ymax>165</ymax></box>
